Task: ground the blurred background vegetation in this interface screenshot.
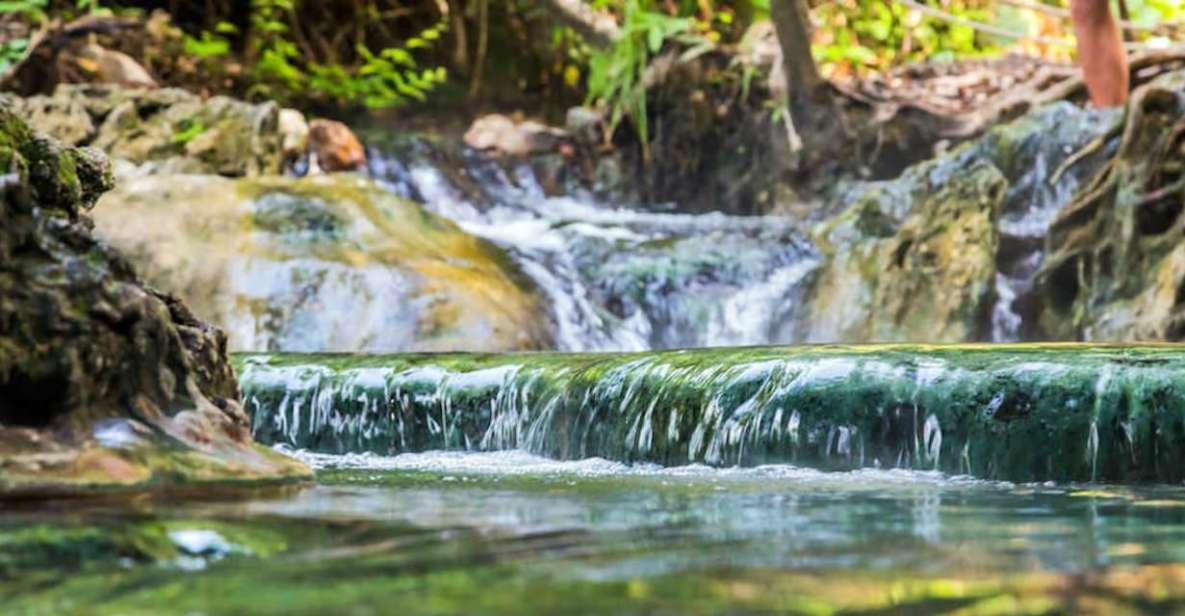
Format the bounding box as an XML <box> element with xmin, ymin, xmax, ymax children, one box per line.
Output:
<box><xmin>1</xmin><ymin>0</ymin><xmax>1182</xmax><ymax>114</ymax></box>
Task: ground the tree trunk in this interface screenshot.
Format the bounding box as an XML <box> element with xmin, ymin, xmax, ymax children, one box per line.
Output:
<box><xmin>769</xmin><ymin>0</ymin><xmax>822</xmax><ymax>104</ymax></box>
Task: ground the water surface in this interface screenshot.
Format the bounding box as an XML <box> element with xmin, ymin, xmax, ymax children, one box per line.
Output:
<box><xmin>6</xmin><ymin>450</ymin><xmax>1185</xmax><ymax>614</ymax></box>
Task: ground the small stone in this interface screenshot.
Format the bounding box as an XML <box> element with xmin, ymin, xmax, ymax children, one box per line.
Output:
<box><xmin>308</xmin><ymin>119</ymin><xmax>366</xmax><ymax>172</ymax></box>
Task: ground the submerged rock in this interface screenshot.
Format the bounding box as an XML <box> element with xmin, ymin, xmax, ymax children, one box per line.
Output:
<box><xmin>0</xmin><ymin>105</ymin><xmax>309</xmax><ymax>496</ymax></box>
<box><xmin>91</xmin><ymin>173</ymin><xmax>552</xmax><ymax>353</ymax></box>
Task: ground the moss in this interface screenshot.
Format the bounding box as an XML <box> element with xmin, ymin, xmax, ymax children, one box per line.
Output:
<box><xmin>170</xmin><ymin>116</ymin><xmax>208</xmax><ymax>147</ymax></box>
<box><xmin>240</xmin><ymin>344</ymin><xmax>1185</xmax><ymax>482</ymax></box>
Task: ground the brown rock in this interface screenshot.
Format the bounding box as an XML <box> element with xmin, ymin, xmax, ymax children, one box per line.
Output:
<box><xmin>308</xmin><ymin>118</ymin><xmax>367</xmax><ymax>172</ymax></box>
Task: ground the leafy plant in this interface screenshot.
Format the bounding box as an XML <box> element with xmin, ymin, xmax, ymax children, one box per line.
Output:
<box><xmin>585</xmin><ymin>0</ymin><xmax>711</xmax><ymax>157</ymax></box>
<box><xmin>183</xmin><ymin>21</ymin><xmax>237</xmax><ymax>60</ymax></box>
<box><xmin>0</xmin><ymin>0</ymin><xmax>46</xmax><ymax>74</ymax></box>
<box><xmin>812</xmin><ymin>0</ymin><xmax>1005</xmax><ymax>76</ymax></box>
<box><xmin>246</xmin><ymin>0</ymin><xmax>446</xmax><ymax>109</ymax></box>
<box><xmin>170</xmin><ymin>117</ymin><xmax>207</xmax><ymax>147</ymax></box>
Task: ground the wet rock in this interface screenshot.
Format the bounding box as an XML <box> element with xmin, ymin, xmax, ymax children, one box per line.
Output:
<box><xmin>805</xmin><ymin>148</ymin><xmax>1006</xmax><ymax>342</ymax></box>
<box><xmin>1037</xmin><ymin>71</ymin><xmax>1185</xmax><ymax>341</ymax></box>
<box><xmin>0</xmin><ymin>107</ymin><xmax>309</xmax><ymax>497</ymax></box>
<box><xmin>91</xmin><ymin>173</ymin><xmax>552</xmax><ymax>353</ymax></box>
<box><xmin>240</xmin><ymin>344</ymin><xmax>1185</xmax><ymax>482</ymax></box>
<box><xmin>307</xmin><ymin>119</ymin><xmax>366</xmax><ymax>172</ymax></box>
<box><xmin>464</xmin><ymin>114</ymin><xmax>567</xmax><ymax>157</ymax></box>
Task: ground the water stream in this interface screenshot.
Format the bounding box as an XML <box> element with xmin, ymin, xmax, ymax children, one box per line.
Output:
<box><xmin>7</xmin><ymin>451</ymin><xmax>1185</xmax><ymax>614</ymax></box>
<box><xmin>238</xmin><ymin>344</ymin><xmax>1185</xmax><ymax>483</ymax></box>
<box><xmin>367</xmin><ymin>139</ymin><xmax>821</xmax><ymax>350</ymax></box>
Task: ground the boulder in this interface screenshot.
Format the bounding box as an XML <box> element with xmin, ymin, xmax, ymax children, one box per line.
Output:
<box><xmin>91</xmin><ymin>173</ymin><xmax>553</xmax><ymax>353</ymax></box>
<box><xmin>307</xmin><ymin>118</ymin><xmax>366</xmax><ymax>172</ymax></box>
<box><xmin>464</xmin><ymin>114</ymin><xmax>567</xmax><ymax>157</ymax></box>
<box><xmin>0</xmin><ymin>107</ymin><xmax>309</xmax><ymax>496</ymax></box>
<box><xmin>804</xmin><ymin>148</ymin><xmax>1006</xmax><ymax>342</ymax></box>
<box><xmin>73</xmin><ymin>44</ymin><xmax>158</xmax><ymax>88</ymax></box>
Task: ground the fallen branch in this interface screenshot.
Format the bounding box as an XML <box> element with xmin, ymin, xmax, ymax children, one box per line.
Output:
<box><xmin>536</xmin><ymin>0</ymin><xmax>619</xmax><ymax>47</ymax></box>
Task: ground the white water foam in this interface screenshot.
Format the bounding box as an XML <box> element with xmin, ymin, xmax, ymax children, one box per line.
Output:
<box><xmin>276</xmin><ymin>446</ymin><xmax>1008</xmax><ymax>489</ymax></box>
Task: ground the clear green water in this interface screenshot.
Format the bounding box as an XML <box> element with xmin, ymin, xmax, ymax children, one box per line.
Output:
<box><xmin>6</xmin><ymin>450</ymin><xmax>1185</xmax><ymax>615</ymax></box>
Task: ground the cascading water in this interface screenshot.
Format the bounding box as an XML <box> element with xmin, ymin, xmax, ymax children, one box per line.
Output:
<box><xmin>987</xmin><ymin>103</ymin><xmax>1123</xmax><ymax>341</ymax></box>
<box><xmin>239</xmin><ymin>344</ymin><xmax>1185</xmax><ymax>483</ymax></box>
<box><xmin>366</xmin><ymin>140</ymin><xmax>820</xmax><ymax>351</ymax></box>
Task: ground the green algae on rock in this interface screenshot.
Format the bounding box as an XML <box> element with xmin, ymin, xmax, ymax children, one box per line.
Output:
<box><xmin>90</xmin><ymin>173</ymin><xmax>551</xmax><ymax>353</ymax></box>
<box><xmin>240</xmin><ymin>344</ymin><xmax>1185</xmax><ymax>483</ymax></box>
<box><xmin>803</xmin><ymin>102</ymin><xmax>1121</xmax><ymax>344</ymax></box>
<box><xmin>0</xmin><ymin>105</ymin><xmax>309</xmax><ymax>497</ymax></box>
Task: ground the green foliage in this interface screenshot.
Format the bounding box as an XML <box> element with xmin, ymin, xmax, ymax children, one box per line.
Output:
<box><xmin>0</xmin><ymin>0</ymin><xmax>46</xmax><ymax>74</ymax></box>
<box><xmin>170</xmin><ymin>117</ymin><xmax>207</xmax><ymax>147</ymax></box>
<box><xmin>244</xmin><ymin>0</ymin><xmax>446</xmax><ymax>109</ymax></box>
<box><xmin>586</xmin><ymin>0</ymin><xmax>711</xmax><ymax>156</ymax></box>
<box><xmin>813</xmin><ymin>0</ymin><xmax>1000</xmax><ymax>75</ymax></box>
<box><xmin>183</xmin><ymin>21</ymin><xmax>236</xmax><ymax>60</ymax></box>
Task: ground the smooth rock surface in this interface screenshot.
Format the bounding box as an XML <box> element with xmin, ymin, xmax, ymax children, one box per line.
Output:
<box><xmin>91</xmin><ymin>173</ymin><xmax>552</xmax><ymax>353</ymax></box>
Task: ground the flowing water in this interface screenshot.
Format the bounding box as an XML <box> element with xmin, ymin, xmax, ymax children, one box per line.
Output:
<box><xmin>7</xmin><ymin>103</ymin><xmax>1160</xmax><ymax>613</ymax></box>
<box><xmin>361</xmin><ymin>103</ymin><xmax>1121</xmax><ymax>351</ymax></box>
<box><xmin>8</xmin><ymin>450</ymin><xmax>1185</xmax><ymax>614</ymax></box>
<box><xmin>367</xmin><ymin>137</ymin><xmax>821</xmax><ymax>351</ymax></box>
<box><xmin>238</xmin><ymin>345</ymin><xmax>1185</xmax><ymax>483</ymax></box>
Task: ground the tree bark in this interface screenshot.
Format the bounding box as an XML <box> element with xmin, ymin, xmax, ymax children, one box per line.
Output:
<box><xmin>769</xmin><ymin>0</ymin><xmax>822</xmax><ymax>103</ymax></box>
<box><xmin>535</xmin><ymin>0</ymin><xmax>619</xmax><ymax>47</ymax></box>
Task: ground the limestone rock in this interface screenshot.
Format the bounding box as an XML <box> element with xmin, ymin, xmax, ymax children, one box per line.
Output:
<box><xmin>0</xmin><ymin>108</ymin><xmax>309</xmax><ymax>496</ymax></box>
<box><xmin>308</xmin><ymin>118</ymin><xmax>366</xmax><ymax>172</ymax></box>
<box><xmin>464</xmin><ymin>114</ymin><xmax>567</xmax><ymax>157</ymax></box>
<box><xmin>74</xmin><ymin>44</ymin><xmax>157</xmax><ymax>88</ymax></box>
<box><xmin>91</xmin><ymin>173</ymin><xmax>552</xmax><ymax>353</ymax></box>
<box><xmin>278</xmin><ymin>108</ymin><xmax>309</xmax><ymax>167</ymax></box>
<box><xmin>5</xmin><ymin>94</ymin><xmax>95</xmax><ymax>145</ymax></box>
<box><xmin>805</xmin><ymin>149</ymin><xmax>1006</xmax><ymax>342</ymax></box>
<box><xmin>10</xmin><ymin>85</ymin><xmax>291</xmax><ymax>177</ymax></box>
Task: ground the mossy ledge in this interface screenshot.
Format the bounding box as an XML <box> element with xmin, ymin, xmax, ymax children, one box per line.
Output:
<box><xmin>0</xmin><ymin>106</ymin><xmax>310</xmax><ymax>498</ymax></box>
<box><xmin>241</xmin><ymin>344</ymin><xmax>1185</xmax><ymax>483</ymax></box>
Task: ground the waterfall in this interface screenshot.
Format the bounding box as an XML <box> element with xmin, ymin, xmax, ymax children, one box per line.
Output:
<box><xmin>365</xmin><ymin>142</ymin><xmax>820</xmax><ymax>351</ymax></box>
<box><xmin>239</xmin><ymin>344</ymin><xmax>1185</xmax><ymax>482</ymax></box>
<box><xmin>988</xmin><ymin>104</ymin><xmax>1123</xmax><ymax>341</ymax></box>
